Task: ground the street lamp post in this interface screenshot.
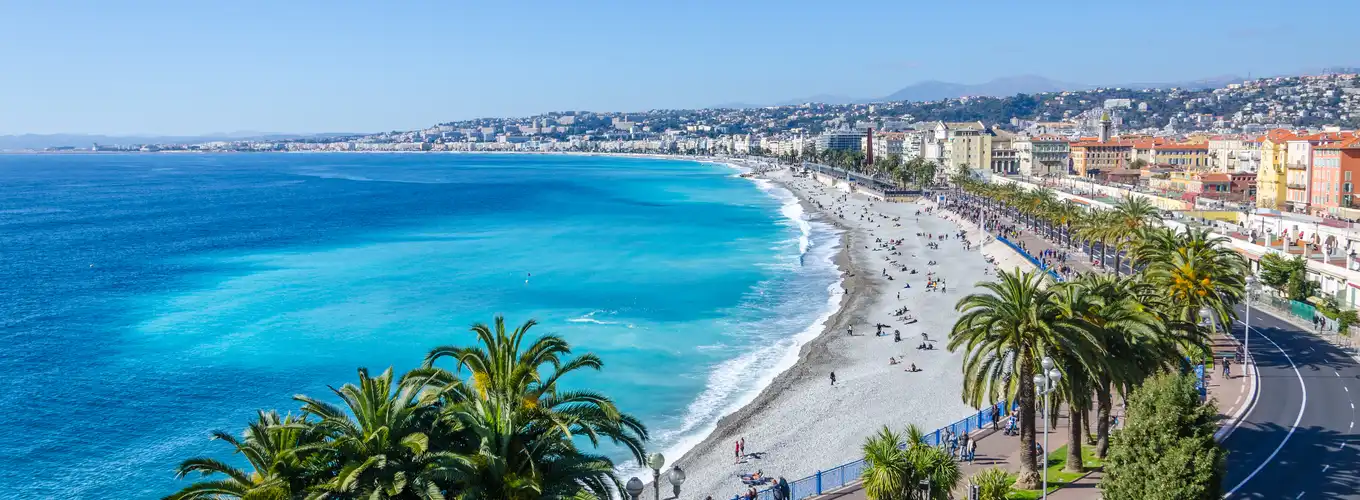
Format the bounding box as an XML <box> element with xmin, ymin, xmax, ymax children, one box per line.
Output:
<box><xmin>647</xmin><ymin>453</ymin><xmax>666</xmax><ymax>500</ymax></box>
<box><xmin>625</xmin><ymin>477</ymin><xmax>645</xmax><ymax>500</ymax></box>
<box><xmin>1245</xmin><ymin>274</ymin><xmax>1259</xmax><ymax>363</ymax></box>
<box><xmin>667</xmin><ymin>466</ymin><xmax>686</xmax><ymax>499</ymax></box>
<box><xmin>1033</xmin><ymin>356</ymin><xmax>1063</xmax><ymax>500</ymax></box>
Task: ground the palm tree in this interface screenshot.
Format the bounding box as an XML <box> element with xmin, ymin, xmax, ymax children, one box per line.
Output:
<box><xmin>1132</xmin><ymin>227</ymin><xmax>1247</xmax><ymax>331</ymax></box>
<box><xmin>295</xmin><ymin>367</ymin><xmax>466</xmax><ymax>499</ymax></box>
<box><xmin>969</xmin><ymin>468</ymin><xmax>1012</xmax><ymax>500</ymax></box>
<box><xmin>860</xmin><ymin>426</ymin><xmax>961</xmax><ymax>500</ymax></box>
<box><xmin>423</xmin><ymin>317</ymin><xmax>649</xmax><ymax>499</ymax></box>
<box><xmin>1108</xmin><ymin>196</ymin><xmax>1161</xmax><ymax>274</ymax></box>
<box><xmin>165</xmin><ymin>411</ymin><xmax>324</xmax><ymax>500</ymax></box>
<box><xmin>862</xmin><ymin>427</ymin><xmax>913</xmax><ymax>500</ymax></box>
<box><xmin>1050</xmin><ymin>200</ymin><xmax>1085</xmax><ymax>249</ymax></box>
<box><xmin>948</xmin><ymin>268</ymin><xmax>1093</xmax><ymax>489</ymax></box>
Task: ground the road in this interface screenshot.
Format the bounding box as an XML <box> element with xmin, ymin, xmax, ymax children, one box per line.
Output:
<box><xmin>1222</xmin><ymin>304</ymin><xmax>1360</xmax><ymax>499</ymax></box>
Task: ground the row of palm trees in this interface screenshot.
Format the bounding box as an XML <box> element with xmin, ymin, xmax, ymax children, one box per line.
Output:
<box><xmin>167</xmin><ymin>318</ymin><xmax>647</xmax><ymax>500</ymax></box>
<box><xmin>795</xmin><ymin>148</ymin><xmax>941</xmax><ymax>189</ymax></box>
<box><xmin>945</xmin><ymin>180</ymin><xmax>1247</xmax><ymax>490</ymax></box>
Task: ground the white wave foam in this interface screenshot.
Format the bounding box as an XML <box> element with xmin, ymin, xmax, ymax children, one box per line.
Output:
<box><xmin>739</xmin><ymin>169</ymin><xmax>813</xmax><ymax>259</ymax></box>
<box><xmin>632</xmin><ymin>237</ymin><xmax>843</xmax><ymax>479</ymax></box>
<box><xmin>623</xmin><ymin>162</ymin><xmax>845</xmax><ymax>478</ymax></box>
<box><xmin>566</xmin><ymin>310</ymin><xmax>619</xmax><ymax>325</ymax></box>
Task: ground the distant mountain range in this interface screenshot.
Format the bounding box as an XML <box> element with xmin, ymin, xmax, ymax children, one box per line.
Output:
<box><xmin>713</xmin><ymin>74</ymin><xmax>1249</xmax><ymax>109</ymax></box>
<box><xmin>0</xmin><ymin>132</ymin><xmax>361</xmax><ymax>151</ymax></box>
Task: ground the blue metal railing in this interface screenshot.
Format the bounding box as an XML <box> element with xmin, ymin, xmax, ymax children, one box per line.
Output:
<box><xmin>736</xmin><ymin>400</ymin><xmax>1009</xmax><ymax>500</ymax></box>
<box><xmin>995</xmin><ymin>235</ymin><xmax>1064</xmax><ymax>282</ymax></box>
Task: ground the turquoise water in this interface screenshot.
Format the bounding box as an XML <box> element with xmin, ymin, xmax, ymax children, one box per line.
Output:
<box><xmin>0</xmin><ymin>153</ymin><xmax>840</xmax><ymax>498</ymax></box>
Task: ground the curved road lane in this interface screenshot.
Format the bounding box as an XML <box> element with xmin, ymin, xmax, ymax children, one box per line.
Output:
<box><xmin>1222</xmin><ymin>305</ymin><xmax>1360</xmax><ymax>499</ymax></box>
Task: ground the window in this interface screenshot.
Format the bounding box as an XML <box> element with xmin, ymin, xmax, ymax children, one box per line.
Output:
<box><xmin>1348</xmin><ymin>171</ymin><xmax>1353</xmax><ymax>182</ymax></box>
<box><xmin>1348</xmin><ymin>183</ymin><xmax>1354</xmax><ymax>193</ymax></box>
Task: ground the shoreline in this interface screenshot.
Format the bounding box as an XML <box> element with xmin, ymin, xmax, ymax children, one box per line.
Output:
<box><xmin>667</xmin><ymin>161</ymin><xmax>993</xmax><ymax>498</ymax></box>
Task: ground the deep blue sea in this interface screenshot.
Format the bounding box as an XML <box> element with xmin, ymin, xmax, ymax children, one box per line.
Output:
<box><xmin>0</xmin><ymin>153</ymin><xmax>840</xmax><ymax>498</ymax></box>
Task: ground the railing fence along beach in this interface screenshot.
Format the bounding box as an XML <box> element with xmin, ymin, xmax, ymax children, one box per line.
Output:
<box><xmin>993</xmin><ymin>235</ymin><xmax>1065</xmax><ymax>282</ymax></box>
<box><xmin>738</xmin><ymin>401</ymin><xmax>1009</xmax><ymax>500</ymax></box>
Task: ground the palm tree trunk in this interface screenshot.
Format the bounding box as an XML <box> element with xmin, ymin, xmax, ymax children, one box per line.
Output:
<box><xmin>1096</xmin><ymin>377</ymin><xmax>1113</xmax><ymax>459</ymax></box>
<box><xmin>1113</xmin><ymin>250</ymin><xmax>1122</xmax><ymax>277</ymax></box>
<box><xmin>1066</xmin><ymin>407</ymin><xmax>1084</xmax><ymax>473</ymax></box>
<box><xmin>1100</xmin><ymin>239</ymin><xmax>1107</xmax><ymax>271</ymax></box>
<box><xmin>1084</xmin><ymin>404</ymin><xmax>1095</xmax><ymax>445</ymax></box>
<box><xmin>1016</xmin><ymin>354</ymin><xmax>1042</xmax><ymax>489</ymax></box>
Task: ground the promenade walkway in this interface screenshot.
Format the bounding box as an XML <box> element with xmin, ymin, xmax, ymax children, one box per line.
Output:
<box><xmin>801</xmin><ymin>196</ymin><xmax>1254</xmax><ymax>500</ymax></box>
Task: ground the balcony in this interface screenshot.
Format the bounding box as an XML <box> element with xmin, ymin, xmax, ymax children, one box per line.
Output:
<box><xmin>1287</xmin><ymin>182</ymin><xmax>1308</xmax><ymax>190</ymax></box>
<box><xmin>1287</xmin><ymin>163</ymin><xmax>1307</xmax><ymax>170</ymax></box>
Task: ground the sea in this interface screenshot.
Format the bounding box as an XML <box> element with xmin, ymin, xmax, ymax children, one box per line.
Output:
<box><xmin>0</xmin><ymin>153</ymin><xmax>842</xmax><ymax>498</ymax></box>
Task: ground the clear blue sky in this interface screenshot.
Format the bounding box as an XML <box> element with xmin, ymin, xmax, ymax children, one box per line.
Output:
<box><xmin>3</xmin><ymin>0</ymin><xmax>1357</xmax><ymax>136</ymax></box>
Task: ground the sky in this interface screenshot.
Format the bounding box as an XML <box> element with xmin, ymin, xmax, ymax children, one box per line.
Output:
<box><xmin>2</xmin><ymin>0</ymin><xmax>1358</xmax><ymax>136</ymax></box>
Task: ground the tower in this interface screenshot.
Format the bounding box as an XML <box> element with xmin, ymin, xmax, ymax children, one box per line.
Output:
<box><xmin>865</xmin><ymin>127</ymin><xmax>874</xmax><ymax>166</ymax></box>
<box><xmin>1099</xmin><ymin>112</ymin><xmax>1112</xmax><ymax>143</ymax></box>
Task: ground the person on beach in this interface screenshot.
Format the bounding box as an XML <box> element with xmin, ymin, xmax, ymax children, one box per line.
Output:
<box><xmin>829</xmin><ymin>371</ymin><xmax>836</xmax><ymax>386</ymax></box>
<box><xmin>740</xmin><ymin>437</ymin><xmax>746</xmax><ymax>458</ymax></box>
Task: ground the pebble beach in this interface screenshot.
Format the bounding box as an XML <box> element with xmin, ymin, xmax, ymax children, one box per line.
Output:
<box><xmin>669</xmin><ymin>164</ymin><xmax>1015</xmax><ymax>499</ymax></box>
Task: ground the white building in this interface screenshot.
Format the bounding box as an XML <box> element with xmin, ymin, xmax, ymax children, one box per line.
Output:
<box><xmin>1207</xmin><ymin>138</ymin><xmax>1262</xmax><ymax>173</ymax></box>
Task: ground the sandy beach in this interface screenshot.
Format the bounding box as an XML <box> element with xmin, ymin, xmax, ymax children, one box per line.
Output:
<box><xmin>667</xmin><ymin>164</ymin><xmax>1017</xmax><ymax>499</ymax></box>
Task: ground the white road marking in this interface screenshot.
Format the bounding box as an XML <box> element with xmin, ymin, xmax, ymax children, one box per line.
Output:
<box><xmin>1323</xmin><ymin>464</ymin><xmax>1331</xmax><ymax>472</ymax></box>
<box><xmin>1347</xmin><ymin>387</ymin><xmax>1351</xmax><ymax>393</ymax></box>
<box><xmin>1296</xmin><ymin>492</ymin><xmax>1306</xmax><ymax>499</ymax></box>
<box><xmin>1337</xmin><ymin>370</ymin><xmax>1342</xmax><ymax>377</ymax></box>
<box><xmin>1226</xmin><ymin>323</ymin><xmax>1307</xmax><ymax>498</ymax></box>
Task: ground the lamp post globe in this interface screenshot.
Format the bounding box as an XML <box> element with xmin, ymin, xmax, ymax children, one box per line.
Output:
<box><xmin>1033</xmin><ymin>374</ymin><xmax>1047</xmax><ymax>390</ymax></box>
<box><xmin>668</xmin><ymin>466</ymin><xmax>686</xmax><ymax>497</ymax></box>
<box><xmin>625</xmin><ymin>477</ymin><xmax>645</xmax><ymax>500</ymax></box>
<box><xmin>1041</xmin><ymin>356</ymin><xmax>1054</xmax><ymax>371</ymax></box>
<box><xmin>1048</xmin><ymin>369</ymin><xmax>1062</xmax><ymax>384</ymax></box>
<box><xmin>647</xmin><ymin>453</ymin><xmax>665</xmax><ymax>500</ymax></box>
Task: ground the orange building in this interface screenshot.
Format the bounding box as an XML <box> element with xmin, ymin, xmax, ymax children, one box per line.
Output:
<box><xmin>1310</xmin><ymin>136</ymin><xmax>1360</xmax><ymax>211</ymax></box>
<box><xmin>1070</xmin><ymin>140</ymin><xmax>1132</xmax><ymax>178</ymax></box>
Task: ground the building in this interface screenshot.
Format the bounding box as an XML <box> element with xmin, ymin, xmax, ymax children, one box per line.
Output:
<box><xmin>1256</xmin><ymin>129</ymin><xmax>1297</xmax><ymax>210</ymax></box>
<box><xmin>816</xmin><ymin>128</ymin><xmax>864</xmax><ymax>151</ymax></box>
<box><xmin>1290</xmin><ymin>131</ymin><xmax>1356</xmax><ymax>213</ymax></box>
<box><xmin>1207</xmin><ymin>137</ymin><xmax>1261</xmax><ymax>173</ymax></box>
<box><xmin>1151</xmin><ymin>143</ymin><xmax>1210</xmax><ymax>169</ymax></box>
<box><xmin>928</xmin><ymin>121</ymin><xmax>992</xmax><ymax>173</ymax></box>
<box><xmin>901</xmin><ymin>131</ymin><xmax>924</xmax><ymax>160</ymax></box>
<box><xmin>1014</xmin><ymin>136</ymin><xmax>1071</xmax><ymax>177</ymax></box>
<box><xmin>872</xmin><ymin>131</ymin><xmax>906</xmax><ymax>160</ymax></box>
<box><xmin>1070</xmin><ymin>140</ymin><xmax>1132</xmax><ymax>178</ymax></box>
<box><xmin>1308</xmin><ymin>136</ymin><xmax>1360</xmax><ymax>213</ymax></box>
<box><xmin>989</xmin><ymin>130</ymin><xmax>1017</xmax><ymax>175</ymax></box>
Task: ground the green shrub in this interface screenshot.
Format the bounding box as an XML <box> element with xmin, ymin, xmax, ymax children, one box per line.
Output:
<box><xmin>1099</xmin><ymin>373</ymin><xmax>1224</xmax><ymax>499</ymax></box>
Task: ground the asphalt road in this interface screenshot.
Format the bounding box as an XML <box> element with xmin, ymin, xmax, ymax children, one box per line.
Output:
<box><xmin>1221</xmin><ymin>304</ymin><xmax>1360</xmax><ymax>499</ymax></box>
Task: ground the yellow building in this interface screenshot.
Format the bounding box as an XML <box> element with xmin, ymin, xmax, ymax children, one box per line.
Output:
<box><xmin>1151</xmin><ymin>143</ymin><xmax>1210</xmax><ymax>170</ymax></box>
<box><xmin>940</xmin><ymin>121</ymin><xmax>992</xmax><ymax>172</ymax></box>
<box><xmin>1256</xmin><ymin>129</ymin><xmax>1296</xmax><ymax>210</ymax></box>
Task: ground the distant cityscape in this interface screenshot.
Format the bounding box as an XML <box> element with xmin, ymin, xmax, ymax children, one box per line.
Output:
<box><xmin>26</xmin><ymin>71</ymin><xmax>1360</xmax><ymax>218</ymax></box>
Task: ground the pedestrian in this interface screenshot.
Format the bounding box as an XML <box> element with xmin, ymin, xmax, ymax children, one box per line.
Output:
<box><xmin>734</xmin><ymin>440</ymin><xmax>740</xmax><ymax>462</ymax></box>
<box><xmin>968</xmin><ymin>438</ymin><xmax>977</xmax><ymax>463</ymax></box>
<box><xmin>740</xmin><ymin>437</ymin><xmax>746</xmax><ymax>458</ymax></box>
<box><xmin>1223</xmin><ymin>358</ymin><xmax>1231</xmax><ymax>378</ymax></box>
<box><xmin>830</xmin><ymin>371</ymin><xmax>836</xmax><ymax>386</ymax></box>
